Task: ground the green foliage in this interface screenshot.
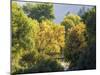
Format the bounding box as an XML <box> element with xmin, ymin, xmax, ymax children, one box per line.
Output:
<box><xmin>12</xmin><ymin>2</ymin><xmax>40</xmax><ymax>74</ymax></box>
<box><xmin>26</xmin><ymin>54</ymin><xmax>64</xmax><ymax>73</ymax></box>
<box><xmin>64</xmin><ymin>22</ymin><xmax>87</xmax><ymax>62</ymax></box>
<box><xmin>12</xmin><ymin>2</ymin><xmax>96</xmax><ymax>74</ymax></box>
<box><xmin>65</xmin><ymin>7</ymin><xmax>96</xmax><ymax>70</ymax></box>
<box><xmin>12</xmin><ymin>2</ymin><xmax>64</xmax><ymax>74</ymax></box>
<box><xmin>75</xmin><ymin>7</ymin><xmax>96</xmax><ymax>69</ymax></box>
<box><xmin>23</xmin><ymin>3</ymin><xmax>55</xmax><ymax>22</ymax></box>
<box><xmin>11</xmin><ymin>49</ymin><xmax>38</xmax><ymax>74</ymax></box>
<box><xmin>62</xmin><ymin>14</ymin><xmax>88</xmax><ymax>68</ymax></box>
<box><xmin>82</xmin><ymin>7</ymin><xmax>96</xmax><ymax>40</ymax></box>
<box><xmin>12</xmin><ymin>53</ymin><xmax>63</xmax><ymax>74</ymax></box>
<box><xmin>34</xmin><ymin>57</ymin><xmax>64</xmax><ymax>72</ymax></box>
<box><xmin>12</xmin><ymin>2</ymin><xmax>40</xmax><ymax>51</ymax></box>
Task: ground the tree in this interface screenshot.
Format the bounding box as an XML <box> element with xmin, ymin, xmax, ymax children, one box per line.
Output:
<box><xmin>12</xmin><ymin>2</ymin><xmax>40</xmax><ymax>74</ymax></box>
<box><xmin>12</xmin><ymin>2</ymin><xmax>40</xmax><ymax>51</ymax></box>
<box><xmin>61</xmin><ymin>13</ymin><xmax>82</xmax><ymax>30</ymax></box>
<box><xmin>76</xmin><ymin>7</ymin><xmax>96</xmax><ymax>69</ymax></box>
<box><xmin>62</xmin><ymin>14</ymin><xmax>87</xmax><ymax>69</ymax></box>
<box><xmin>82</xmin><ymin>7</ymin><xmax>96</xmax><ymax>38</ymax></box>
<box><xmin>12</xmin><ymin>1</ymin><xmax>96</xmax><ymax>73</ymax></box>
<box><xmin>36</xmin><ymin>20</ymin><xmax>65</xmax><ymax>55</ymax></box>
<box><xmin>64</xmin><ymin>22</ymin><xmax>87</xmax><ymax>62</ymax></box>
<box><xmin>23</xmin><ymin>3</ymin><xmax>55</xmax><ymax>22</ymax></box>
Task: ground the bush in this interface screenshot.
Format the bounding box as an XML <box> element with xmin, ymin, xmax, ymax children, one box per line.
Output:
<box><xmin>17</xmin><ymin>54</ymin><xmax>64</xmax><ymax>73</ymax></box>
<box><xmin>12</xmin><ymin>52</ymin><xmax>64</xmax><ymax>74</ymax></box>
<box><xmin>35</xmin><ymin>57</ymin><xmax>64</xmax><ymax>72</ymax></box>
<box><xmin>11</xmin><ymin>49</ymin><xmax>39</xmax><ymax>74</ymax></box>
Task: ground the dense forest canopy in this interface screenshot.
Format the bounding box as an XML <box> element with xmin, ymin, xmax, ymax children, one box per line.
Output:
<box><xmin>11</xmin><ymin>1</ymin><xmax>96</xmax><ymax>74</ymax></box>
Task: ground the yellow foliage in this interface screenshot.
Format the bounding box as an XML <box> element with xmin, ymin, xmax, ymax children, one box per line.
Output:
<box><xmin>36</xmin><ymin>20</ymin><xmax>65</xmax><ymax>54</ymax></box>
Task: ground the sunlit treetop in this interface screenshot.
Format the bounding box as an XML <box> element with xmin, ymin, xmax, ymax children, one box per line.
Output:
<box><xmin>61</xmin><ymin>13</ymin><xmax>82</xmax><ymax>30</ymax></box>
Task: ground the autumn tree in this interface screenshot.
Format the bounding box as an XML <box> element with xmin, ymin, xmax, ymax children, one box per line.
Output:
<box><xmin>61</xmin><ymin>13</ymin><xmax>82</xmax><ymax>30</ymax></box>
<box><xmin>11</xmin><ymin>1</ymin><xmax>96</xmax><ymax>73</ymax></box>
<box><xmin>36</xmin><ymin>20</ymin><xmax>65</xmax><ymax>57</ymax></box>
<box><xmin>64</xmin><ymin>23</ymin><xmax>87</xmax><ymax>65</ymax></box>
<box><xmin>12</xmin><ymin>2</ymin><xmax>64</xmax><ymax>74</ymax></box>
<box><xmin>61</xmin><ymin>14</ymin><xmax>87</xmax><ymax>69</ymax></box>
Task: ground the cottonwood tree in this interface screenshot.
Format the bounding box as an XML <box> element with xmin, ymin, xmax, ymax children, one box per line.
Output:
<box><xmin>36</xmin><ymin>20</ymin><xmax>65</xmax><ymax>56</ymax></box>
